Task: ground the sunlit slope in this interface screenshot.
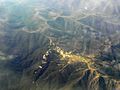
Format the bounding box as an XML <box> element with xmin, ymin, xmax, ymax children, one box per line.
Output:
<box><xmin>30</xmin><ymin>46</ymin><xmax>120</xmax><ymax>90</ymax></box>
<box><xmin>0</xmin><ymin>28</ymin><xmax>119</xmax><ymax>90</ymax></box>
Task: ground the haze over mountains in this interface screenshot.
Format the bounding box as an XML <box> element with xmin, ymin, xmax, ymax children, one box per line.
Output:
<box><xmin>0</xmin><ymin>0</ymin><xmax>120</xmax><ymax>90</ymax></box>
